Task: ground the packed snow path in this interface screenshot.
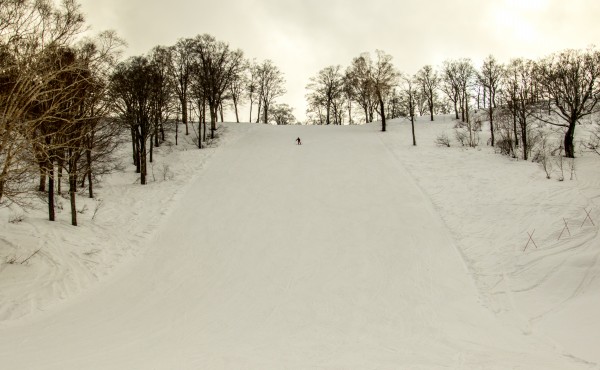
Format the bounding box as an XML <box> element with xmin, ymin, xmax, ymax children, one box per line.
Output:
<box><xmin>0</xmin><ymin>124</ymin><xmax>588</xmax><ymax>369</ymax></box>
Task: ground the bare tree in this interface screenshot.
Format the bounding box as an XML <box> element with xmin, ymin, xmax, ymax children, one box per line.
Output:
<box><xmin>193</xmin><ymin>34</ymin><xmax>244</xmax><ymax>138</ymax></box>
<box><xmin>305</xmin><ymin>92</ymin><xmax>326</xmax><ymax>125</ymax></box>
<box><xmin>455</xmin><ymin>59</ymin><xmax>476</xmax><ymax>124</ymax></box>
<box><xmin>536</xmin><ymin>48</ymin><xmax>600</xmax><ymax>158</ymax></box>
<box><xmin>256</xmin><ymin>60</ymin><xmax>286</xmax><ymax>124</ymax></box>
<box><xmin>75</xmin><ymin>32</ymin><xmax>126</xmax><ymax>201</ymax></box>
<box><xmin>504</xmin><ymin>58</ymin><xmax>537</xmax><ymax>160</ymax></box>
<box><xmin>385</xmin><ymin>87</ymin><xmax>403</xmax><ymax>120</ymax></box>
<box><xmin>270</xmin><ymin>104</ymin><xmax>296</xmax><ymax>125</ymax></box>
<box><xmin>169</xmin><ymin>38</ymin><xmax>194</xmax><ymax>136</ymax></box>
<box><xmin>479</xmin><ymin>55</ymin><xmax>504</xmax><ymax>146</ymax></box>
<box><xmin>189</xmin><ymin>69</ymin><xmax>207</xmax><ymax>147</ymax></box>
<box><xmin>415</xmin><ymin>65</ymin><xmax>440</xmax><ymax>121</ymax></box>
<box><xmin>400</xmin><ymin>75</ymin><xmax>418</xmax><ymax>146</ymax></box>
<box><xmin>246</xmin><ymin>60</ymin><xmax>260</xmax><ymax>123</ymax></box>
<box><xmin>228</xmin><ymin>60</ymin><xmax>248</xmax><ymax>123</ymax></box>
<box><xmin>148</xmin><ymin>45</ymin><xmax>175</xmax><ymax>155</ymax></box>
<box><xmin>306</xmin><ymin>65</ymin><xmax>345</xmax><ymax>125</ymax></box>
<box><xmin>346</xmin><ymin>54</ymin><xmax>376</xmax><ymax>123</ymax></box>
<box><xmin>370</xmin><ymin>50</ymin><xmax>398</xmax><ymax>132</ymax></box>
<box><xmin>342</xmin><ymin>74</ymin><xmax>355</xmax><ymax>124</ymax></box>
<box><xmin>441</xmin><ymin>60</ymin><xmax>461</xmax><ymax>120</ymax></box>
<box><xmin>111</xmin><ymin>56</ymin><xmax>158</xmax><ymax>186</ymax></box>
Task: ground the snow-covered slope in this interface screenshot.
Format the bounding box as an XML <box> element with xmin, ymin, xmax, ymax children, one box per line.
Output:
<box><xmin>0</xmin><ymin>124</ymin><xmax>253</xmax><ymax>321</ymax></box>
<box><xmin>1</xmin><ymin>122</ymin><xmax>597</xmax><ymax>369</ymax></box>
<box><xmin>381</xmin><ymin>116</ymin><xmax>600</xmax><ymax>366</ymax></box>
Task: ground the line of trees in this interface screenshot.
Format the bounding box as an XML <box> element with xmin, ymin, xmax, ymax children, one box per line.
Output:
<box><xmin>306</xmin><ymin>51</ymin><xmax>399</xmax><ymax>130</ymax></box>
<box><xmin>1</xmin><ymin>0</ymin><xmax>291</xmax><ymax>225</ymax></box>
<box><xmin>471</xmin><ymin>49</ymin><xmax>600</xmax><ymax>159</ymax></box>
<box><xmin>306</xmin><ymin>48</ymin><xmax>600</xmax><ymax>158</ymax></box>
<box><xmin>109</xmin><ymin>35</ymin><xmax>292</xmax><ymax>188</ymax></box>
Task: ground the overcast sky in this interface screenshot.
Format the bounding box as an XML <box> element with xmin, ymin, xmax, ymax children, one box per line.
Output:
<box><xmin>78</xmin><ymin>0</ymin><xmax>600</xmax><ymax>122</ymax></box>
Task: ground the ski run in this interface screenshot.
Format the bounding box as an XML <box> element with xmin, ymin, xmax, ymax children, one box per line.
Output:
<box><xmin>1</xmin><ymin>117</ymin><xmax>600</xmax><ymax>369</ymax></box>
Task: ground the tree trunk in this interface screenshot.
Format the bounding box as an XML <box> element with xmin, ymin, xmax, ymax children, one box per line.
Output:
<box><xmin>454</xmin><ymin>100</ymin><xmax>459</xmax><ymax>120</ymax></box>
<box><xmin>263</xmin><ymin>101</ymin><xmax>269</xmax><ymax>124</ymax></box>
<box><xmin>48</xmin><ymin>163</ymin><xmax>55</xmax><ymax>222</ymax></box>
<box><xmin>182</xmin><ymin>98</ymin><xmax>189</xmax><ymax>135</ymax></box>
<box><xmin>520</xmin><ymin>113</ymin><xmax>528</xmax><ymax>161</ymax></box>
<box><xmin>140</xmin><ymin>137</ymin><xmax>147</xmax><ymax>185</ymax></box>
<box><xmin>86</xmin><ymin>148</ymin><xmax>93</xmax><ymax>198</ymax></box>
<box><xmin>347</xmin><ymin>99</ymin><xmax>352</xmax><ymax>124</ymax></box>
<box><xmin>130</xmin><ymin>126</ymin><xmax>136</xmax><ymax>164</ymax></box>
<box><xmin>70</xmin><ymin>176</ymin><xmax>77</xmax><ymax>226</ymax></box>
<box><xmin>57</xmin><ymin>158</ymin><xmax>63</xmax><ymax>195</ymax></box>
<box><xmin>248</xmin><ymin>98</ymin><xmax>253</xmax><ymax>123</ymax></box>
<box><xmin>233</xmin><ymin>96</ymin><xmax>239</xmax><ymax>123</ymax></box>
<box><xmin>210</xmin><ymin>104</ymin><xmax>217</xmax><ymax>139</ymax></box>
<box><xmin>149</xmin><ymin>134</ymin><xmax>154</xmax><ymax>163</ymax></box>
<box><xmin>256</xmin><ymin>100</ymin><xmax>262</xmax><ymax>123</ymax></box>
<box><xmin>69</xmin><ymin>149</ymin><xmax>77</xmax><ymax>226</ymax></box>
<box><xmin>410</xmin><ymin>95</ymin><xmax>416</xmax><ymax>145</ymax></box>
<box><xmin>464</xmin><ymin>93</ymin><xmax>470</xmax><ymax>124</ymax></box>
<box><xmin>0</xmin><ymin>163</ymin><xmax>8</xmax><ymax>203</ymax></box>
<box><xmin>154</xmin><ymin>124</ymin><xmax>159</xmax><ymax>148</ymax></box>
<box><xmin>411</xmin><ymin>116</ymin><xmax>416</xmax><ymax>146</ymax></box>
<box><xmin>202</xmin><ymin>99</ymin><xmax>207</xmax><ymax>142</ymax></box>
<box><xmin>46</xmin><ymin>135</ymin><xmax>55</xmax><ymax>222</ymax></box>
<box><xmin>483</xmin><ymin>86</ymin><xmax>487</xmax><ymax>109</ymax></box>
<box><xmin>198</xmin><ymin>120</ymin><xmax>202</xmax><ymax>149</ymax></box>
<box><xmin>139</xmin><ymin>121</ymin><xmax>147</xmax><ymax>185</ymax></box>
<box><xmin>134</xmin><ymin>130</ymin><xmax>141</xmax><ymax>174</ymax></box>
<box><xmin>429</xmin><ymin>93</ymin><xmax>434</xmax><ymax>122</ymax></box>
<box><xmin>512</xmin><ymin>106</ymin><xmax>519</xmax><ymax>147</ymax></box>
<box><xmin>489</xmin><ymin>87</ymin><xmax>495</xmax><ymax>147</ymax></box>
<box><xmin>564</xmin><ymin>120</ymin><xmax>576</xmax><ymax>158</ymax></box>
<box><xmin>379</xmin><ymin>96</ymin><xmax>386</xmax><ymax>132</ymax></box>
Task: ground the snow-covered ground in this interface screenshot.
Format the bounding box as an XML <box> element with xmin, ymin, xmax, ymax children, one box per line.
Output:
<box><xmin>0</xmin><ymin>118</ymin><xmax>599</xmax><ymax>369</ymax></box>
<box><xmin>382</xmin><ymin>116</ymin><xmax>600</xmax><ymax>366</ymax></box>
<box><xmin>0</xmin><ymin>124</ymin><xmax>254</xmax><ymax>321</ymax></box>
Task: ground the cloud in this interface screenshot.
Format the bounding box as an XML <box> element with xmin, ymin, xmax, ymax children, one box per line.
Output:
<box><xmin>78</xmin><ymin>0</ymin><xmax>600</xmax><ymax>122</ymax></box>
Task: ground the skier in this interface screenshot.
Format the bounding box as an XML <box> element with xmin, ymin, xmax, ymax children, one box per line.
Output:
<box><xmin>296</xmin><ymin>137</ymin><xmax>302</xmax><ymax>145</ymax></box>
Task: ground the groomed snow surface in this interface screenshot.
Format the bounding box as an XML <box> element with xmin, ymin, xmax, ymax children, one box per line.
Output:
<box><xmin>1</xmin><ymin>117</ymin><xmax>599</xmax><ymax>369</ymax></box>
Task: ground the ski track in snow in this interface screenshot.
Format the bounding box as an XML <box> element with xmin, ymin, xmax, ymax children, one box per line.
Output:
<box><xmin>0</xmin><ymin>120</ymin><xmax>598</xmax><ymax>369</ymax></box>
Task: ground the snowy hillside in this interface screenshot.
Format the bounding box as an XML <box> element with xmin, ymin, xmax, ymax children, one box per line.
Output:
<box><xmin>0</xmin><ymin>118</ymin><xmax>599</xmax><ymax>369</ymax></box>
